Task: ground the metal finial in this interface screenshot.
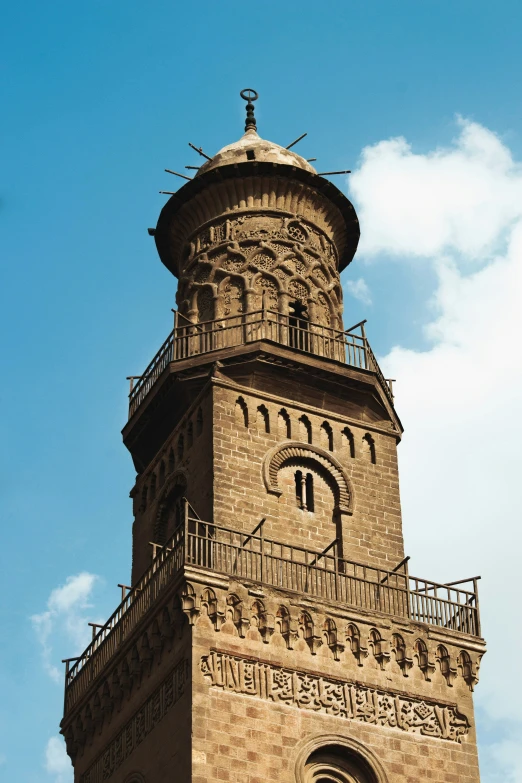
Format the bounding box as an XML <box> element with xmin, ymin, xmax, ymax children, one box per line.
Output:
<box><xmin>240</xmin><ymin>88</ymin><xmax>259</xmax><ymax>132</ymax></box>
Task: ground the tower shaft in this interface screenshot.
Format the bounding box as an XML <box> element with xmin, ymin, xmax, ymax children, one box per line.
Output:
<box><xmin>61</xmin><ymin>95</ymin><xmax>485</xmax><ymax>783</ymax></box>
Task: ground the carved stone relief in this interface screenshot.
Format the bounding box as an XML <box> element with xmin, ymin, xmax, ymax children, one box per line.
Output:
<box><xmin>80</xmin><ymin>658</ymin><xmax>188</xmax><ymax>783</ymax></box>
<box><xmin>177</xmin><ymin>213</ymin><xmax>341</xmax><ymax>325</ymax></box>
<box><xmin>197</xmin><ymin>289</ymin><xmax>214</xmax><ymax>322</ymax></box>
<box><xmin>222</xmin><ymin>280</ymin><xmax>244</xmax><ymax>317</ymax></box>
<box><xmin>254</xmin><ymin>276</ymin><xmax>279</xmax><ymax>310</ymax></box>
<box><xmin>200</xmin><ymin>651</ymin><xmax>470</xmax><ymax>743</ymax></box>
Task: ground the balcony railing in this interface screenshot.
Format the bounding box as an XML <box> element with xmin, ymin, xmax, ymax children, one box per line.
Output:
<box><xmin>127</xmin><ymin>310</ymin><xmax>394</xmax><ymax>419</ymax></box>
<box><xmin>63</xmin><ymin>509</ymin><xmax>481</xmax><ymax>714</ymax></box>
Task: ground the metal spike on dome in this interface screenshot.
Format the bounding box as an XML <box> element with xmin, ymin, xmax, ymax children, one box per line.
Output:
<box><xmin>240</xmin><ymin>88</ymin><xmax>259</xmax><ymax>132</ymax></box>
<box><xmin>286</xmin><ymin>133</ymin><xmax>307</xmax><ymax>150</ymax></box>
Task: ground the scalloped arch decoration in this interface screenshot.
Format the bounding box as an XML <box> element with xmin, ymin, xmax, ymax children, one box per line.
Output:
<box><xmin>262</xmin><ymin>441</ymin><xmax>353</xmax><ymax>514</ymax></box>
<box><xmin>294</xmin><ymin>734</ymin><xmax>388</xmax><ymax>783</ymax></box>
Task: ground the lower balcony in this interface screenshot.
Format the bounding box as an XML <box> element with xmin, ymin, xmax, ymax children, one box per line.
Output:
<box><xmin>63</xmin><ymin>506</ymin><xmax>481</xmax><ymax>716</ymax></box>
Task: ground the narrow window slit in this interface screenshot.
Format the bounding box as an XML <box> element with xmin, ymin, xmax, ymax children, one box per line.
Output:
<box><xmin>305</xmin><ymin>472</ymin><xmax>314</xmax><ymax>512</ymax></box>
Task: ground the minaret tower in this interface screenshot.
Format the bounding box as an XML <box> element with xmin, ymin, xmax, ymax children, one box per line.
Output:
<box><xmin>61</xmin><ymin>91</ymin><xmax>485</xmax><ymax>783</ymax></box>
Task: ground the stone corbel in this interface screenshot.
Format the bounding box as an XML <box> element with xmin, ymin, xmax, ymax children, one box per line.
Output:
<box><xmin>458</xmin><ymin>651</ymin><xmax>479</xmax><ymax>691</ymax></box>
<box><xmin>101</xmin><ymin>681</ymin><xmax>113</xmax><ymax>720</ymax></box>
<box><xmin>82</xmin><ymin>705</ymin><xmax>95</xmax><ymax>743</ymax></box>
<box><xmin>369</xmin><ymin>638</ymin><xmax>391</xmax><ymax>671</ymax></box>
<box><xmin>346</xmin><ymin>626</ymin><xmax>368</xmax><ymax>667</ymax></box>
<box><xmin>327</xmin><ymin>638</ymin><xmax>345</xmax><ymax>661</ymax></box>
<box><xmin>91</xmin><ymin>692</ymin><xmax>103</xmax><ymax>731</ymax></box>
<box><xmin>129</xmin><ymin>645</ymin><xmax>142</xmax><ymax>688</ymax></box>
<box><xmin>110</xmin><ymin>670</ymin><xmax>124</xmax><ymax>710</ymax></box>
<box><xmin>159</xmin><ymin>608</ymin><xmax>175</xmax><ymax>650</ymax></box>
<box><xmin>180</xmin><ymin>584</ymin><xmax>200</xmax><ymax>625</ymax></box>
<box><xmin>139</xmin><ymin>634</ymin><xmax>153</xmax><ymax>676</ymax></box>
<box><xmin>258</xmin><ymin>613</ymin><xmax>275</xmax><ymax>643</ymax></box>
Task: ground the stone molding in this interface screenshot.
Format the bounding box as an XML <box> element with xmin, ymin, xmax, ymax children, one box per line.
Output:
<box><xmin>200</xmin><ymin>650</ymin><xmax>470</xmax><ymax>744</ymax></box>
<box><xmin>263</xmin><ymin>441</ymin><xmax>354</xmax><ymax>513</ymax></box>
<box><xmin>155</xmin><ymin>170</ymin><xmax>359</xmax><ymax>278</ymax></box>
<box><xmin>62</xmin><ymin>578</ymin><xmax>483</xmax><ymax>763</ymax></box>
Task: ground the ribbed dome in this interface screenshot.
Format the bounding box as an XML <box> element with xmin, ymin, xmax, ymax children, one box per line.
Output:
<box><xmin>196</xmin><ymin>128</ymin><xmax>317</xmax><ymax>176</ymax></box>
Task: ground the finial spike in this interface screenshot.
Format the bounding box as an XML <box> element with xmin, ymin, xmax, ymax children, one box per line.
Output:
<box><xmin>240</xmin><ymin>88</ymin><xmax>259</xmax><ymax>132</ymax></box>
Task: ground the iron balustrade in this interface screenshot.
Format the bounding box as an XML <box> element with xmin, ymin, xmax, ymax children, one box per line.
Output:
<box><xmin>127</xmin><ymin>310</ymin><xmax>394</xmax><ymax>418</ymax></box>
<box><xmin>63</xmin><ymin>513</ymin><xmax>481</xmax><ymax>715</ymax></box>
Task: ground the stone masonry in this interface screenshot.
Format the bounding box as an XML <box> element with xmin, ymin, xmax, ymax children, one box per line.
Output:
<box><xmin>61</xmin><ymin>94</ymin><xmax>485</xmax><ymax>783</ymax></box>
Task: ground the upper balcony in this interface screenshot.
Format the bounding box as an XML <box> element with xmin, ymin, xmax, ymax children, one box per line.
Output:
<box><xmin>62</xmin><ymin>505</ymin><xmax>481</xmax><ymax>717</ymax></box>
<box><xmin>127</xmin><ymin>309</ymin><xmax>395</xmax><ymax>421</ymax></box>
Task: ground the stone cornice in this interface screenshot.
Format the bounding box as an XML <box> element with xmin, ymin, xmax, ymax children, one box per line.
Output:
<box><xmin>154</xmin><ymin>163</ymin><xmax>359</xmax><ymax>276</ymax></box>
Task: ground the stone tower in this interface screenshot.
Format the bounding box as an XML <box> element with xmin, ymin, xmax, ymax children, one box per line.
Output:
<box><xmin>61</xmin><ymin>91</ymin><xmax>485</xmax><ymax>783</ymax></box>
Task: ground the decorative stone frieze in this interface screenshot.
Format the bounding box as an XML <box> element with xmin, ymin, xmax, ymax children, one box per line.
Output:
<box><xmin>176</xmin><ymin>210</ymin><xmax>345</xmax><ymax>329</ymax></box>
<box><xmin>80</xmin><ymin>658</ymin><xmax>188</xmax><ymax>783</ymax></box>
<box><xmin>200</xmin><ymin>650</ymin><xmax>470</xmax><ymax>743</ymax></box>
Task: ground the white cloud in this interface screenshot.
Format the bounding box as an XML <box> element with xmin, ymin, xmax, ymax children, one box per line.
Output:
<box><xmin>344</xmin><ymin>277</ymin><xmax>372</xmax><ymax>305</ymax></box>
<box><xmin>350</xmin><ymin>117</ymin><xmax>522</xmax><ymax>260</ymax></box>
<box><xmin>350</xmin><ymin>118</ymin><xmax>522</xmax><ymax>780</ymax></box>
<box><xmin>45</xmin><ymin>736</ymin><xmax>72</xmax><ymax>783</ymax></box>
<box><xmin>31</xmin><ymin>572</ymin><xmax>99</xmax><ymax>682</ymax></box>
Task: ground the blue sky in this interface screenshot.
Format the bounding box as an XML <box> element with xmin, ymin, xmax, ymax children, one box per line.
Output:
<box><xmin>2</xmin><ymin>2</ymin><xmax>522</xmax><ymax>781</ymax></box>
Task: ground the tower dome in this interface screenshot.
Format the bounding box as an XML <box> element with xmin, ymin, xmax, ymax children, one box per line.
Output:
<box><xmin>196</xmin><ymin>127</ymin><xmax>318</xmax><ymax>176</ymax></box>
<box><xmin>154</xmin><ymin>91</ymin><xmax>360</xmax><ymax>330</ymax></box>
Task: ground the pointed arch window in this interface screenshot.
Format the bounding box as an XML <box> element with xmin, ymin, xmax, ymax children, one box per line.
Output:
<box><xmin>257</xmin><ymin>404</ymin><xmax>270</xmax><ymax>434</ymax></box>
<box><xmin>362</xmin><ymin>433</ymin><xmax>376</xmax><ymax>464</ymax></box>
<box><xmin>278</xmin><ymin>408</ymin><xmax>291</xmax><ymax>438</ymax></box>
<box><xmin>299</xmin><ymin>415</ymin><xmax>313</xmax><ymax>444</ymax></box>
<box><xmin>320</xmin><ymin>421</ymin><xmax>334</xmax><ymax>451</ymax></box>
<box><xmin>342</xmin><ymin>427</ymin><xmax>355</xmax><ymax>458</ymax></box>
<box><xmin>235</xmin><ymin>397</ymin><xmax>248</xmax><ymax>427</ymax></box>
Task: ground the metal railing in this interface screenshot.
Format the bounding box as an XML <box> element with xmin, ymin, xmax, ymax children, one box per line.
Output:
<box><xmin>127</xmin><ymin>310</ymin><xmax>394</xmax><ymax>418</ymax></box>
<box><xmin>63</xmin><ymin>509</ymin><xmax>480</xmax><ymax>714</ymax></box>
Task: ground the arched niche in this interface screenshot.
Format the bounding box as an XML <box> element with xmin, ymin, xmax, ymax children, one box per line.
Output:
<box><xmin>295</xmin><ymin>735</ymin><xmax>388</xmax><ymax>783</ymax></box>
<box><xmin>262</xmin><ymin>442</ymin><xmax>353</xmax><ymax>515</ymax></box>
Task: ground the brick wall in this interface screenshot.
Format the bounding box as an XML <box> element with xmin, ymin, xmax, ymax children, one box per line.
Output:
<box><xmin>191</xmin><ymin>598</ymin><xmax>482</xmax><ymax>783</ymax></box>
<box><xmin>212</xmin><ymin>383</ymin><xmax>404</xmax><ymax>570</ymax></box>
